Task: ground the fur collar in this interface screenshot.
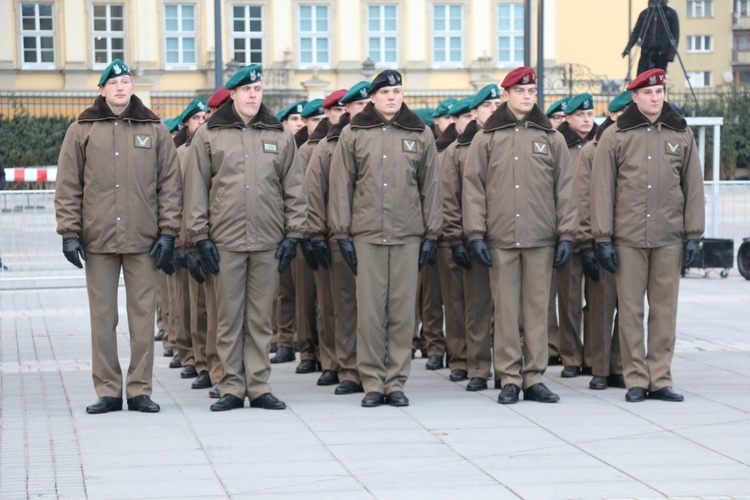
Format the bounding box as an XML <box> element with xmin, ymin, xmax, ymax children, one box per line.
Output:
<box><xmin>616</xmin><ymin>101</ymin><xmax>687</xmax><ymax>132</ymax></box>
<box><xmin>326</xmin><ymin>112</ymin><xmax>350</xmax><ymax>140</ymax></box>
<box><xmin>308</xmin><ymin>118</ymin><xmax>331</xmax><ymax>142</ymax></box>
<box><xmin>456</xmin><ymin>120</ymin><xmax>480</xmax><ymax>147</ymax></box>
<box><xmin>78</xmin><ymin>95</ymin><xmax>160</xmax><ymax>122</ymax></box>
<box><xmin>435</xmin><ymin>123</ymin><xmax>458</xmax><ymax>152</ymax></box>
<box><xmin>429</xmin><ymin>123</ymin><xmax>440</xmax><ymax>139</ymax></box>
<box><xmin>594</xmin><ymin>116</ymin><xmax>615</xmax><ymax>142</ymax></box>
<box><xmin>350</xmin><ymin>102</ymin><xmax>426</xmax><ymax>131</ymax></box>
<box><xmin>173</xmin><ymin>126</ymin><xmax>190</xmax><ymax>148</ymax></box>
<box><xmin>294</xmin><ymin>126</ymin><xmax>309</xmax><ymax>148</ymax></box>
<box><xmin>483</xmin><ymin>102</ymin><xmax>553</xmax><ymax>133</ymax></box>
<box><xmin>557</xmin><ymin>121</ymin><xmax>598</xmax><ymax>148</ymax></box>
<box><xmin>206</xmin><ymin>100</ymin><xmax>284</xmax><ymax>131</ymax></box>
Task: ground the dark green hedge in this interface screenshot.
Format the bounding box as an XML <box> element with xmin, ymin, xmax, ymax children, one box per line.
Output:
<box><xmin>0</xmin><ymin>112</ymin><xmax>73</xmax><ymax>168</ymax></box>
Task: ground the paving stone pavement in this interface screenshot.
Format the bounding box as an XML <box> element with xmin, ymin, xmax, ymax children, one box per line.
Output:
<box><xmin>1</xmin><ymin>271</ymin><xmax>749</xmax><ymax>499</ymax></box>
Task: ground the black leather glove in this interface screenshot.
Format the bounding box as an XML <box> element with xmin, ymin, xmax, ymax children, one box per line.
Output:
<box><xmin>186</xmin><ymin>252</ymin><xmax>205</xmax><ymax>284</ymax></box>
<box><xmin>580</xmin><ymin>247</ymin><xmax>600</xmax><ymax>282</ymax></box>
<box><xmin>62</xmin><ymin>237</ymin><xmax>87</xmax><ymax>269</ymax></box>
<box><xmin>337</xmin><ymin>239</ymin><xmax>358</xmax><ymax>275</ymax></box>
<box><xmin>196</xmin><ymin>239</ymin><xmax>220</xmax><ymax>275</ymax></box>
<box><xmin>311</xmin><ymin>240</ymin><xmax>331</xmax><ymax>270</ymax></box>
<box><xmin>276</xmin><ymin>237</ymin><xmax>300</xmax><ymax>273</ymax></box>
<box><xmin>683</xmin><ymin>239</ymin><xmax>701</xmax><ymax>269</ymax></box>
<box><xmin>174</xmin><ymin>247</ymin><xmax>188</xmax><ymax>269</ymax></box>
<box><xmin>553</xmin><ymin>240</ymin><xmax>574</xmax><ymax>269</ymax></box>
<box><xmin>418</xmin><ymin>239</ymin><xmax>438</xmax><ymax>271</ymax></box>
<box><xmin>470</xmin><ymin>239</ymin><xmax>493</xmax><ymax>267</ymax></box>
<box><xmin>150</xmin><ymin>234</ymin><xmax>176</xmax><ymax>275</ymax></box>
<box><xmin>597</xmin><ymin>242</ymin><xmax>618</xmax><ymax>274</ymax></box>
<box><xmin>451</xmin><ymin>243</ymin><xmax>472</xmax><ymax>270</ymax></box>
<box><xmin>300</xmin><ymin>238</ymin><xmax>318</xmax><ymax>271</ymax></box>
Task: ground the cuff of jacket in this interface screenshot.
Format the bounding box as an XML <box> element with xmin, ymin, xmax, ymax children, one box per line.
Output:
<box><xmin>684</xmin><ymin>232</ymin><xmax>703</xmax><ymax>240</ymax></box>
<box><xmin>62</xmin><ymin>232</ymin><xmax>79</xmax><ymax>239</ymax></box>
<box><xmin>159</xmin><ymin>229</ymin><xmax>178</xmax><ymax>237</ymax></box>
<box><xmin>192</xmin><ymin>233</ymin><xmax>209</xmax><ymax>243</ymax></box>
<box><xmin>595</xmin><ymin>236</ymin><xmax>612</xmax><ymax>244</ymax></box>
<box><xmin>424</xmin><ymin>232</ymin><xmax>439</xmax><ymax>240</ymax></box>
<box><xmin>334</xmin><ymin>232</ymin><xmax>350</xmax><ymax>240</ymax></box>
<box><xmin>286</xmin><ymin>231</ymin><xmax>304</xmax><ymax>239</ymax></box>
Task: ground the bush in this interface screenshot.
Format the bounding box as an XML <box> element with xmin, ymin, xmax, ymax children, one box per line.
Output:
<box><xmin>0</xmin><ymin>112</ymin><xmax>73</xmax><ymax>168</ymax></box>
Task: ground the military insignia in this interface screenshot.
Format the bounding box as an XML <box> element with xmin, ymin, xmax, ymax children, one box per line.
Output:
<box><xmin>134</xmin><ymin>135</ymin><xmax>151</xmax><ymax>148</ymax></box>
<box><xmin>583</xmin><ymin>99</ymin><xmax>590</xmax><ymax>108</ymax></box>
<box><xmin>560</xmin><ymin>101</ymin><xmax>567</xmax><ymax>111</ymax></box>
<box><xmin>296</xmin><ymin>104</ymin><xmax>304</xmax><ymax>113</ymax></box>
<box><xmin>522</xmin><ymin>75</ymin><xmax>530</xmax><ymax>84</ymax></box>
<box><xmin>532</xmin><ymin>142</ymin><xmax>548</xmax><ymax>154</ymax></box>
<box><xmin>649</xmin><ymin>75</ymin><xmax>657</xmax><ymax>85</ymax></box>
<box><xmin>665</xmin><ymin>141</ymin><xmax>680</xmax><ymax>155</ymax></box>
<box><xmin>388</xmin><ymin>74</ymin><xmax>397</xmax><ymax>85</ymax></box>
<box><xmin>263</xmin><ymin>140</ymin><xmax>278</xmax><ymax>153</ymax></box>
<box><xmin>197</xmin><ymin>102</ymin><xmax>206</xmax><ymax>110</ymax></box>
<box><xmin>114</xmin><ymin>64</ymin><xmax>122</xmax><ymax>75</ymax></box>
<box><xmin>490</xmin><ymin>88</ymin><xmax>497</xmax><ymax>98</ymax></box>
<box><xmin>359</xmin><ymin>88</ymin><xmax>368</xmax><ymax>98</ymax></box>
<box><xmin>250</xmin><ymin>70</ymin><xmax>257</xmax><ymax>81</ymax></box>
<box><xmin>402</xmin><ymin>139</ymin><xmax>417</xmax><ymax>152</ymax></box>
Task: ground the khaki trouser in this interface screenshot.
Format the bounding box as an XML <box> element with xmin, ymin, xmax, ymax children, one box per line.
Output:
<box><xmin>547</xmin><ymin>272</ymin><xmax>560</xmax><ymax>357</ymax></box>
<box><xmin>293</xmin><ymin>249</ymin><xmax>319</xmax><ymax>362</ymax></box>
<box><xmin>86</xmin><ymin>252</ymin><xmax>157</xmax><ymax>399</ymax></box>
<box><xmin>615</xmin><ymin>244</ymin><xmax>681</xmax><ymax>391</ymax></box>
<box><xmin>419</xmin><ymin>263</ymin><xmax>446</xmax><ymax>357</ymax></box>
<box><xmin>171</xmin><ymin>266</ymin><xmax>194</xmax><ymax>367</ymax></box>
<box><xmin>188</xmin><ymin>276</ymin><xmax>208</xmax><ymax>373</ymax></box>
<box><xmin>204</xmin><ymin>274</ymin><xmax>223</xmax><ymax>384</ymax></box>
<box><xmin>156</xmin><ymin>271</ymin><xmax>167</xmax><ymax>332</ymax></box>
<box><xmin>463</xmin><ymin>260</ymin><xmax>493</xmax><ymax>380</ymax></box>
<box><xmin>159</xmin><ymin>272</ymin><xmax>175</xmax><ymax>349</ymax></box>
<box><xmin>557</xmin><ymin>254</ymin><xmax>585</xmax><ymax>368</ymax></box>
<box><xmin>587</xmin><ymin>269</ymin><xmax>622</xmax><ymax>377</ymax></box>
<box><xmin>274</xmin><ymin>267</ymin><xmax>296</xmax><ymax>348</ymax></box>
<box><xmin>313</xmin><ymin>262</ymin><xmax>338</xmax><ymax>371</ymax></box>
<box><xmin>329</xmin><ymin>245</ymin><xmax>359</xmax><ymax>384</ymax></box>
<box><xmin>355</xmin><ymin>242</ymin><xmax>420</xmax><ymax>394</ymax></box>
<box><xmin>489</xmin><ymin>247</ymin><xmax>554</xmax><ymax>389</ymax></box>
<box><xmin>214</xmin><ymin>250</ymin><xmax>279</xmax><ymax>400</ymax></box>
<box><xmin>436</xmin><ymin>247</ymin><xmax>467</xmax><ymax>371</ymax></box>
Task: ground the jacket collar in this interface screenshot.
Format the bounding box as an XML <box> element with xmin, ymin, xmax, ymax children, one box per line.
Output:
<box><xmin>483</xmin><ymin>102</ymin><xmax>553</xmax><ymax>133</ymax></box>
<box><xmin>594</xmin><ymin>116</ymin><xmax>615</xmax><ymax>142</ymax></box>
<box><xmin>206</xmin><ymin>100</ymin><xmax>284</xmax><ymax>131</ymax></box>
<box><xmin>78</xmin><ymin>95</ymin><xmax>160</xmax><ymax>123</ymax></box>
<box><xmin>294</xmin><ymin>126</ymin><xmax>309</xmax><ymax>148</ymax></box>
<box><xmin>456</xmin><ymin>120</ymin><xmax>480</xmax><ymax>147</ymax></box>
<box><xmin>308</xmin><ymin>117</ymin><xmax>331</xmax><ymax>142</ymax></box>
<box><xmin>435</xmin><ymin>123</ymin><xmax>458</xmax><ymax>152</ymax></box>
<box><xmin>326</xmin><ymin>112</ymin><xmax>350</xmax><ymax>141</ymax></box>
<box><xmin>173</xmin><ymin>126</ymin><xmax>190</xmax><ymax>148</ymax></box>
<box><xmin>350</xmin><ymin>102</ymin><xmax>426</xmax><ymax>131</ymax></box>
<box><xmin>557</xmin><ymin>121</ymin><xmax>598</xmax><ymax>148</ymax></box>
<box><xmin>616</xmin><ymin>101</ymin><xmax>687</xmax><ymax>132</ymax></box>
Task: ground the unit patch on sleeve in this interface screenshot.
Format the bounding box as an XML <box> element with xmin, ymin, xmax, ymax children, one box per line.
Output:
<box><xmin>665</xmin><ymin>141</ymin><xmax>680</xmax><ymax>156</ymax></box>
<box><xmin>263</xmin><ymin>140</ymin><xmax>279</xmax><ymax>154</ymax></box>
<box><xmin>532</xmin><ymin>141</ymin><xmax>548</xmax><ymax>155</ymax></box>
<box><xmin>134</xmin><ymin>135</ymin><xmax>152</xmax><ymax>148</ymax></box>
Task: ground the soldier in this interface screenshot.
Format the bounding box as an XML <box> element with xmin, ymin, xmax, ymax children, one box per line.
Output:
<box><xmin>591</xmin><ymin>69</ymin><xmax>704</xmax><ymax>402</ymax></box>
<box><xmin>545</xmin><ymin>97</ymin><xmax>570</xmax><ymax>131</ymax></box>
<box><xmin>183</xmin><ymin>64</ymin><xmax>307</xmax><ymax>411</ymax></box>
<box><xmin>555</xmin><ymin>93</ymin><xmax>598</xmax><ymax>379</ymax></box>
<box><xmin>576</xmin><ymin>90</ymin><xmax>632</xmax><ymax>391</ymax></box>
<box><xmin>330</xmin><ymin>70</ymin><xmax>442</xmax><ymax>407</ymax></box>
<box><xmin>277</xmin><ymin>100</ymin><xmax>308</xmax><ymax>135</ymax></box>
<box><xmin>463</xmin><ymin>67</ymin><xmax>578</xmax><ymax>404</ymax></box>
<box><xmin>55</xmin><ymin>59</ymin><xmax>182</xmax><ymax>414</ymax></box>
<box><xmin>306</xmin><ymin>82</ymin><xmax>371</xmax><ymax>396</ymax></box>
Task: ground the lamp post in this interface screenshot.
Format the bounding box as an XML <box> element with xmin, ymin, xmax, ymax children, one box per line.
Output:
<box><xmin>214</xmin><ymin>0</ymin><xmax>223</xmax><ymax>88</ymax></box>
<box><xmin>362</xmin><ymin>57</ymin><xmax>376</xmax><ymax>78</ymax></box>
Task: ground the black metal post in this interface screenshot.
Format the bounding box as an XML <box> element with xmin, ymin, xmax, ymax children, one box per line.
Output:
<box><xmin>626</xmin><ymin>0</ymin><xmax>632</xmax><ymax>83</ymax></box>
<box><xmin>214</xmin><ymin>0</ymin><xmax>223</xmax><ymax>88</ymax></box>
<box><xmin>524</xmin><ymin>0</ymin><xmax>532</xmax><ymax>67</ymax></box>
<box><xmin>537</xmin><ymin>0</ymin><xmax>544</xmax><ymax>110</ymax></box>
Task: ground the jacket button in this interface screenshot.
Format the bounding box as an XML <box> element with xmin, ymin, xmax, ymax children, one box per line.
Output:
<box><xmin>116</xmin><ymin>217</ymin><xmax>121</xmax><ymax>221</ymax></box>
<box><xmin>115</xmin><ymin>184</ymin><xmax>120</xmax><ymax>188</ymax></box>
<box><xmin>515</xmin><ymin>185</ymin><xmax>520</xmax><ymax>188</ymax></box>
<box><xmin>383</xmin><ymin>183</ymin><xmax>387</xmax><ymax>187</ymax></box>
<box><xmin>115</xmin><ymin>152</ymin><xmax>119</xmax><ymax>156</ymax></box>
<box><xmin>515</xmin><ymin>214</ymin><xmax>520</xmax><ymax>217</ymax></box>
<box><xmin>246</xmin><ymin>185</ymin><xmax>250</xmax><ymax>189</ymax></box>
<box><xmin>648</xmin><ymin>156</ymin><xmax>652</xmax><ymax>160</ymax></box>
<box><xmin>647</xmin><ymin>185</ymin><xmax>652</xmax><ymax>189</ymax></box>
<box><xmin>646</xmin><ymin>214</ymin><xmax>651</xmax><ymax>218</ymax></box>
<box><xmin>515</xmin><ymin>242</ymin><xmax>520</xmax><ymax>246</ymax></box>
<box><xmin>514</xmin><ymin>156</ymin><xmax>518</xmax><ymax>160</ymax></box>
<box><xmin>383</xmin><ymin>155</ymin><xmax>387</xmax><ymax>159</ymax></box>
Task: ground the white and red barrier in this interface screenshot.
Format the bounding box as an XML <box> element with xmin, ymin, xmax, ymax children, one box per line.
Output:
<box><xmin>3</xmin><ymin>167</ymin><xmax>58</xmax><ymax>183</ymax></box>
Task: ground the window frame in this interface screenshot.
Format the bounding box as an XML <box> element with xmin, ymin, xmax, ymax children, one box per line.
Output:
<box><xmin>687</xmin><ymin>0</ymin><xmax>713</xmax><ymax>18</ymax></box>
<box><xmin>366</xmin><ymin>3</ymin><xmax>399</xmax><ymax>67</ymax></box>
<box><xmin>686</xmin><ymin>35</ymin><xmax>713</xmax><ymax>53</ymax></box>
<box><xmin>496</xmin><ymin>1</ymin><xmax>525</xmax><ymax>68</ymax></box>
<box><xmin>163</xmin><ymin>2</ymin><xmax>198</xmax><ymax>70</ymax></box>
<box><xmin>431</xmin><ymin>3</ymin><xmax>464</xmax><ymax>68</ymax></box>
<box><xmin>297</xmin><ymin>3</ymin><xmax>332</xmax><ymax>69</ymax></box>
<box><xmin>736</xmin><ymin>0</ymin><xmax>750</xmax><ymax>17</ymax></box>
<box><xmin>686</xmin><ymin>70</ymin><xmax>712</xmax><ymax>88</ymax></box>
<box><xmin>19</xmin><ymin>1</ymin><xmax>57</xmax><ymax>70</ymax></box>
<box><xmin>91</xmin><ymin>2</ymin><xmax>126</xmax><ymax>70</ymax></box>
<box><xmin>230</xmin><ymin>3</ymin><xmax>265</xmax><ymax>67</ymax></box>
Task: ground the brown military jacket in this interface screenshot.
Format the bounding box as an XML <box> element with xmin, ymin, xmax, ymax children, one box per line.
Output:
<box><xmin>183</xmin><ymin>100</ymin><xmax>306</xmax><ymax>252</ymax></box>
<box><xmin>306</xmin><ymin>114</ymin><xmax>350</xmax><ymax>242</ymax></box>
<box><xmin>462</xmin><ymin>103</ymin><xmax>578</xmax><ymax>249</ymax></box>
<box><xmin>557</xmin><ymin>120</ymin><xmax>598</xmax><ymax>172</ymax></box>
<box><xmin>591</xmin><ymin>102</ymin><xmax>705</xmax><ymax>248</ymax></box>
<box><xmin>298</xmin><ymin>118</ymin><xmax>330</xmax><ymax>172</ymax></box>
<box><xmin>329</xmin><ymin>102</ymin><xmax>443</xmax><ymax>245</ymax></box>
<box><xmin>55</xmin><ymin>95</ymin><xmax>182</xmax><ymax>253</ymax></box>
<box><xmin>439</xmin><ymin>120</ymin><xmax>479</xmax><ymax>248</ymax></box>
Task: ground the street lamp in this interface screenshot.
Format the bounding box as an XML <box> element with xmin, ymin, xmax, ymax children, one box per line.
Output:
<box><xmin>362</xmin><ymin>57</ymin><xmax>376</xmax><ymax>78</ymax></box>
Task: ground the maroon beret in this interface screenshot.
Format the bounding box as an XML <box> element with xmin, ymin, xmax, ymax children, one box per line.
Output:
<box><xmin>627</xmin><ymin>68</ymin><xmax>666</xmax><ymax>90</ymax></box>
<box><xmin>322</xmin><ymin>89</ymin><xmax>347</xmax><ymax>109</ymax></box>
<box><xmin>207</xmin><ymin>87</ymin><xmax>231</xmax><ymax>109</ymax></box>
<box><xmin>501</xmin><ymin>66</ymin><xmax>537</xmax><ymax>88</ymax></box>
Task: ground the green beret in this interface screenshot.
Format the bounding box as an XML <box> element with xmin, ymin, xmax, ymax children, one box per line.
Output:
<box><xmin>276</xmin><ymin>100</ymin><xmax>308</xmax><ymax>121</ymax></box>
<box><xmin>447</xmin><ymin>97</ymin><xmax>473</xmax><ymax>117</ymax></box>
<box><xmin>180</xmin><ymin>98</ymin><xmax>208</xmax><ymax>123</ymax></box>
<box><xmin>412</xmin><ymin>108</ymin><xmax>435</xmax><ymax>126</ymax></box>
<box><xmin>608</xmin><ymin>90</ymin><xmax>633</xmax><ymax>113</ymax></box>
<box><xmin>341</xmin><ymin>81</ymin><xmax>371</xmax><ymax>104</ymax></box>
<box><xmin>97</xmin><ymin>59</ymin><xmax>131</xmax><ymax>87</ymax></box>
<box><xmin>225</xmin><ymin>64</ymin><xmax>262</xmax><ymax>90</ymax></box>
<box><xmin>301</xmin><ymin>99</ymin><xmax>325</xmax><ymax>118</ymax></box>
<box><xmin>433</xmin><ymin>98</ymin><xmax>458</xmax><ymax>118</ymax></box>
<box><xmin>545</xmin><ymin>97</ymin><xmax>570</xmax><ymax>117</ymax></box>
<box><xmin>564</xmin><ymin>93</ymin><xmax>594</xmax><ymax>115</ymax></box>
<box><xmin>470</xmin><ymin>84</ymin><xmax>501</xmax><ymax>110</ymax></box>
<box><xmin>163</xmin><ymin>116</ymin><xmax>182</xmax><ymax>133</ymax></box>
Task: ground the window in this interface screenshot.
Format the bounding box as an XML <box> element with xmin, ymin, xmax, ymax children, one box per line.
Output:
<box><xmin>367</xmin><ymin>4</ymin><xmax>398</xmax><ymax>65</ymax></box>
<box><xmin>21</xmin><ymin>2</ymin><xmax>55</xmax><ymax>68</ymax></box>
<box><xmin>687</xmin><ymin>1</ymin><xmax>712</xmax><ymax>18</ymax></box>
<box><xmin>735</xmin><ymin>34</ymin><xmax>750</xmax><ymax>51</ymax></box>
<box><xmin>232</xmin><ymin>5</ymin><xmax>263</xmax><ymax>65</ymax></box>
<box><xmin>92</xmin><ymin>4</ymin><xmax>124</xmax><ymax>68</ymax></box>
<box><xmin>686</xmin><ymin>35</ymin><xmax>712</xmax><ymax>52</ymax></box>
<box><xmin>686</xmin><ymin>71</ymin><xmax>712</xmax><ymax>88</ymax></box>
<box><xmin>737</xmin><ymin>1</ymin><xmax>750</xmax><ymax>17</ymax></box>
<box><xmin>433</xmin><ymin>4</ymin><xmax>463</xmax><ymax>65</ymax></box>
<box><xmin>498</xmin><ymin>3</ymin><xmax>524</xmax><ymax>66</ymax></box>
<box><xmin>165</xmin><ymin>4</ymin><xmax>196</xmax><ymax>67</ymax></box>
<box><xmin>299</xmin><ymin>4</ymin><xmax>330</xmax><ymax>67</ymax></box>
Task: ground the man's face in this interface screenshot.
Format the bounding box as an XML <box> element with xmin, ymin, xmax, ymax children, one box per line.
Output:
<box><xmin>504</xmin><ymin>84</ymin><xmax>537</xmax><ymax>118</ymax></box>
<box><xmin>548</xmin><ymin>112</ymin><xmax>565</xmax><ymax>129</ymax></box>
<box><xmin>345</xmin><ymin>100</ymin><xmax>369</xmax><ymax>118</ymax></box>
<box><xmin>325</xmin><ymin>106</ymin><xmax>346</xmax><ymax>125</ymax></box>
<box><xmin>99</xmin><ymin>75</ymin><xmax>135</xmax><ymax>111</ymax></box>
<box><xmin>282</xmin><ymin>113</ymin><xmax>304</xmax><ymax>133</ymax></box>
<box><xmin>454</xmin><ymin>112</ymin><xmax>473</xmax><ymax>135</ymax></box>
<box><xmin>230</xmin><ymin>82</ymin><xmax>263</xmax><ymax>122</ymax></box>
<box><xmin>435</xmin><ymin>115</ymin><xmax>455</xmax><ymax>133</ymax></box>
<box><xmin>186</xmin><ymin>111</ymin><xmax>208</xmax><ymax>135</ymax></box>
<box><xmin>566</xmin><ymin>109</ymin><xmax>595</xmax><ymax>137</ymax></box>
<box><xmin>305</xmin><ymin>114</ymin><xmax>324</xmax><ymax>134</ymax></box>
<box><xmin>609</xmin><ymin>109</ymin><xmax>625</xmax><ymax>121</ymax></box>
<box><xmin>632</xmin><ymin>86</ymin><xmax>665</xmax><ymax>121</ymax></box>
<box><xmin>371</xmin><ymin>85</ymin><xmax>403</xmax><ymax>120</ymax></box>
<box><xmin>471</xmin><ymin>99</ymin><xmax>501</xmax><ymax>128</ymax></box>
